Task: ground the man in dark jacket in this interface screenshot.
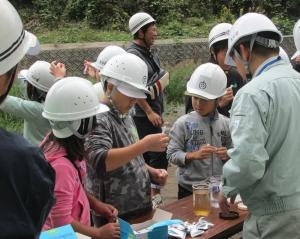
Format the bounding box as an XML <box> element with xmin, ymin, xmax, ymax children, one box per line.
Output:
<box><xmin>127</xmin><ymin>12</ymin><xmax>169</xmax><ymax>205</ymax></box>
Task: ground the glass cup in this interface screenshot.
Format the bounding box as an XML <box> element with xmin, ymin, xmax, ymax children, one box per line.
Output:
<box><xmin>209</xmin><ymin>176</ymin><xmax>221</xmax><ymax>208</ymax></box>
<box><xmin>192</xmin><ymin>182</ymin><xmax>211</xmax><ymax>216</ymax></box>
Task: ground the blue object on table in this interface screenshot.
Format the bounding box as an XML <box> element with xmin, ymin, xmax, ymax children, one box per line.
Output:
<box><xmin>148</xmin><ymin>219</ymin><xmax>183</xmax><ymax>239</ymax></box>
<box><xmin>39</xmin><ymin>224</ymin><xmax>77</xmax><ymax>239</ymax></box>
<box><xmin>118</xmin><ymin>217</ymin><xmax>136</xmax><ymax>239</ymax></box>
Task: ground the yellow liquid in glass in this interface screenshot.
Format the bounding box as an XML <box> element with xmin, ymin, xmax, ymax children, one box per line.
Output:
<box><xmin>193</xmin><ymin>190</ymin><xmax>211</xmax><ymax>216</ymax></box>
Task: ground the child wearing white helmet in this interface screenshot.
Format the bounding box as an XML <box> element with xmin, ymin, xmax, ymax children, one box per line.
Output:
<box><xmin>219</xmin><ymin>13</ymin><xmax>300</xmax><ymax>238</ymax></box>
<box><xmin>85</xmin><ymin>53</ymin><xmax>169</xmax><ymax>224</ymax></box>
<box><xmin>0</xmin><ymin>0</ymin><xmax>55</xmax><ymax>237</ymax></box>
<box><xmin>291</xmin><ymin>19</ymin><xmax>300</xmax><ymax>73</ymax></box>
<box><xmin>185</xmin><ymin>23</ymin><xmax>245</xmax><ymax>117</ymax></box>
<box><xmin>41</xmin><ymin>77</ymin><xmax>120</xmax><ymax>238</ymax></box>
<box><xmin>127</xmin><ymin>12</ymin><xmax>170</xmax><ymax>200</ymax></box>
<box><xmin>0</xmin><ymin>60</ymin><xmax>60</xmax><ymax>145</ymax></box>
<box><xmin>167</xmin><ymin>63</ymin><xmax>232</xmax><ymax>199</ymax></box>
<box><xmin>84</xmin><ymin>45</ymin><xmax>126</xmax><ymax>82</ymax></box>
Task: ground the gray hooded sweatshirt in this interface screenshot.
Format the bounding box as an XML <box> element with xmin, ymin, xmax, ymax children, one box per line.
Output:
<box><xmin>167</xmin><ymin>110</ymin><xmax>232</xmax><ymax>192</ymax></box>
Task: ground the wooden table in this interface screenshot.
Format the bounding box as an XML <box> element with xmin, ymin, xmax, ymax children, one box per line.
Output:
<box><xmin>129</xmin><ymin>195</ymin><xmax>248</xmax><ymax>239</ymax></box>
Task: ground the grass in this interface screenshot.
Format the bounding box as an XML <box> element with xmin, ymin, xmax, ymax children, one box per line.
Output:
<box><xmin>32</xmin><ymin>18</ymin><xmax>218</xmax><ymax>44</ymax></box>
<box><xmin>0</xmin><ymin>85</ymin><xmax>23</xmax><ymax>133</ymax></box>
<box><xmin>36</xmin><ymin>23</ymin><xmax>131</xmax><ymax>44</ymax></box>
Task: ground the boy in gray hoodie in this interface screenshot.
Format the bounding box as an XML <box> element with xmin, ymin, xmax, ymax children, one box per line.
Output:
<box><xmin>167</xmin><ymin>63</ymin><xmax>232</xmax><ymax>199</ymax></box>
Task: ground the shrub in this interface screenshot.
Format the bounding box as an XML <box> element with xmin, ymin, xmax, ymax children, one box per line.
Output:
<box><xmin>165</xmin><ymin>61</ymin><xmax>197</xmax><ymax>104</ymax></box>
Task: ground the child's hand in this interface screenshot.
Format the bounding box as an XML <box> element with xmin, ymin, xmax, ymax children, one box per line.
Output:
<box><xmin>150</xmin><ymin>168</ymin><xmax>168</xmax><ymax>186</ymax></box>
<box><xmin>93</xmin><ymin>201</ymin><xmax>118</xmax><ymax>222</ymax></box>
<box><xmin>50</xmin><ymin>60</ymin><xmax>66</xmax><ymax>78</ymax></box>
<box><xmin>186</xmin><ymin>144</ymin><xmax>216</xmax><ymax>161</ymax></box>
<box><xmin>215</xmin><ymin>147</ymin><xmax>229</xmax><ymax>160</ymax></box>
<box><xmin>143</xmin><ymin>133</ymin><xmax>169</xmax><ymax>152</ymax></box>
<box><xmin>146</xmin><ymin>110</ymin><xmax>163</xmax><ymax>127</ymax></box>
<box><xmin>84</xmin><ymin>60</ymin><xmax>99</xmax><ymax>81</ymax></box>
<box><xmin>95</xmin><ymin>222</ymin><xmax>120</xmax><ymax>239</ymax></box>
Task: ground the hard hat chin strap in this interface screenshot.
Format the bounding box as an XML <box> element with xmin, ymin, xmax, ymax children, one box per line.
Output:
<box><xmin>233</xmin><ymin>34</ymin><xmax>257</xmax><ymax>80</ymax></box>
<box><xmin>66</xmin><ymin>117</ymin><xmax>94</xmax><ymax>139</ymax></box>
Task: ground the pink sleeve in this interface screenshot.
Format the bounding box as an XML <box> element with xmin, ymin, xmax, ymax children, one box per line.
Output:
<box><xmin>50</xmin><ymin>161</ymin><xmax>76</xmax><ymax>227</ymax></box>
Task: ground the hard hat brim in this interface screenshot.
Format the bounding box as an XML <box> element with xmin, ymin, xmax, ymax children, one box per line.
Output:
<box><xmin>185</xmin><ymin>89</ymin><xmax>226</xmax><ymax>100</ymax></box>
<box><xmin>0</xmin><ymin>30</ymin><xmax>40</xmax><ymax>75</ymax></box>
<box><xmin>90</xmin><ymin>62</ymin><xmax>101</xmax><ymax>71</ymax></box>
<box><xmin>101</xmin><ymin>69</ymin><xmax>151</xmax><ymax>95</ymax></box>
<box><xmin>117</xmin><ymin>84</ymin><xmax>147</xmax><ymax>99</ymax></box>
<box><xmin>43</xmin><ymin>103</ymin><xmax>109</xmax><ymax>121</ymax></box>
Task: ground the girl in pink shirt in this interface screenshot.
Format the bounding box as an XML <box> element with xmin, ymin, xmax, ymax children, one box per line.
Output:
<box><xmin>41</xmin><ymin>77</ymin><xmax>120</xmax><ymax>238</ymax></box>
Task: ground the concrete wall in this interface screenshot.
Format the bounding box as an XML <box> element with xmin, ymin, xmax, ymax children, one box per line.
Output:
<box><xmin>20</xmin><ymin>36</ymin><xmax>296</xmax><ymax>76</ymax></box>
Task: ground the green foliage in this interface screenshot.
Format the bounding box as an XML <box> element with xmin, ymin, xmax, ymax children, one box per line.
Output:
<box><xmin>36</xmin><ymin>23</ymin><xmax>130</xmax><ymax>43</ymax></box>
<box><xmin>272</xmin><ymin>15</ymin><xmax>295</xmax><ymax>35</ymax></box>
<box><xmin>165</xmin><ymin>61</ymin><xmax>197</xmax><ymax>104</ymax></box>
<box><xmin>0</xmin><ymin>86</ymin><xmax>23</xmax><ymax>133</ymax></box>
<box><xmin>219</xmin><ymin>6</ymin><xmax>235</xmax><ymax>23</ymax></box>
<box><xmin>16</xmin><ymin>0</ymin><xmax>298</xmax><ymax>38</ymax></box>
<box><xmin>86</xmin><ymin>1</ymin><xmax>129</xmax><ymax>30</ymax></box>
<box><xmin>64</xmin><ymin>0</ymin><xmax>88</xmax><ymax>21</ymax></box>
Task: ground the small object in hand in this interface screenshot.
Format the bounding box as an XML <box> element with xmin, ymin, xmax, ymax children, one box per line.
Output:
<box><xmin>237</xmin><ymin>202</ymin><xmax>248</xmax><ymax>211</ymax></box>
<box><xmin>219</xmin><ymin>211</ymin><xmax>239</xmax><ymax>220</ymax></box>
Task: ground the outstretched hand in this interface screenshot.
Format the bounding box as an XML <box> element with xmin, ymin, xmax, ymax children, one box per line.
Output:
<box><xmin>50</xmin><ymin>60</ymin><xmax>66</xmax><ymax>78</ymax></box>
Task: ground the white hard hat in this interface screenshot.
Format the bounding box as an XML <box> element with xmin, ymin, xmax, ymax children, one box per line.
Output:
<box><xmin>43</xmin><ymin>77</ymin><xmax>109</xmax><ymax>138</ymax></box>
<box><xmin>225</xmin><ymin>13</ymin><xmax>282</xmax><ymax>66</ymax></box>
<box><xmin>291</xmin><ymin>19</ymin><xmax>300</xmax><ymax>60</ymax></box>
<box><xmin>0</xmin><ymin>0</ymin><xmax>40</xmax><ymax>75</ymax></box>
<box><xmin>186</xmin><ymin>63</ymin><xmax>227</xmax><ymax>100</ymax></box>
<box><xmin>129</xmin><ymin>12</ymin><xmax>155</xmax><ymax>35</ymax></box>
<box><xmin>26</xmin><ymin>61</ymin><xmax>56</xmax><ymax>92</ymax></box>
<box><xmin>208</xmin><ymin>23</ymin><xmax>232</xmax><ymax>49</ymax></box>
<box><xmin>101</xmin><ymin>53</ymin><xmax>150</xmax><ymax>98</ymax></box>
<box><xmin>93</xmin><ymin>82</ymin><xmax>106</xmax><ymax>102</ymax></box>
<box><xmin>91</xmin><ymin>45</ymin><xmax>126</xmax><ymax>71</ymax></box>
<box><xmin>279</xmin><ymin>47</ymin><xmax>291</xmax><ymax>65</ymax></box>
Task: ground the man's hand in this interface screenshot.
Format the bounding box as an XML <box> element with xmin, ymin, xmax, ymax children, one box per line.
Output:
<box><xmin>218</xmin><ymin>86</ymin><xmax>234</xmax><ymax>108</ymax></box>
<box><xmin>218</xmin><ymin>192</ymin><xmax>237</xmax><ymax>213</ymax></box>
<box><xmin>215</xmin><ymin>147</ymin><xmax>229</xmax><ymax>161</ymax></box>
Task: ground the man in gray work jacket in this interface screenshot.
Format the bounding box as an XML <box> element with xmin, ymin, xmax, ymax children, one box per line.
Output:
<box><xmin>219</xmin><ymin>13</ymin><xmax>300</xmax><ymax>239</ymax></box>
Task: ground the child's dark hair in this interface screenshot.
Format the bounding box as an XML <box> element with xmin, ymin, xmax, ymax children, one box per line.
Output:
<box><xmin>210</xmin><ymin>39</ymin><xmax>228</xmax><ymax>55</ymax></box>
<box><xmin>40</xmin><ymin>116</ymin><xmax>97</xmax><ymax>164</ymax></box>
<box><xmin>27</xmin><ymin>83</ymin><xmax>47</xmax><ymax>102</ymax></box>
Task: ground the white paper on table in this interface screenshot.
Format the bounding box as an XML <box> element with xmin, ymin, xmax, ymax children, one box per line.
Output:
<box><xmin>76</xmin><ymin>233</ymin><xmax>91</xmax><ymax>239</ymax></box>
